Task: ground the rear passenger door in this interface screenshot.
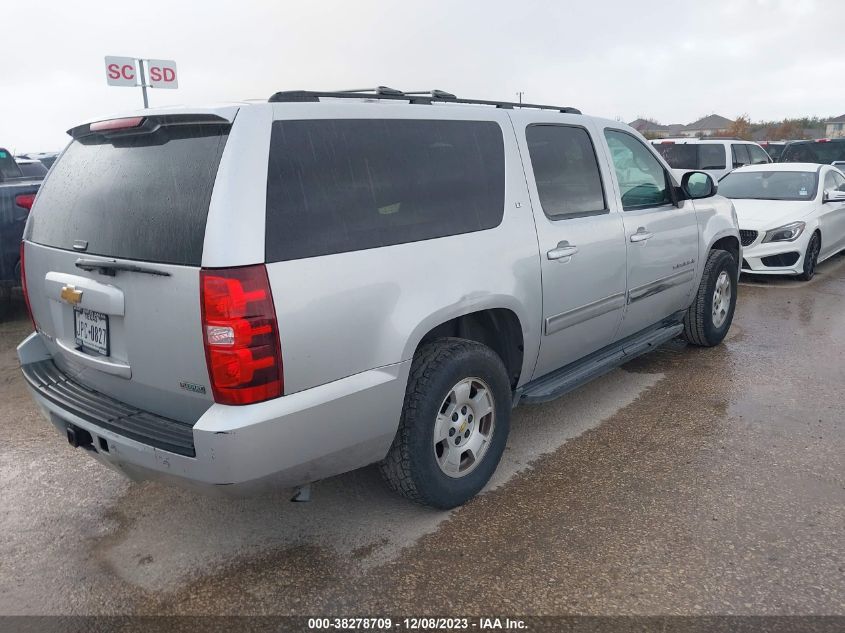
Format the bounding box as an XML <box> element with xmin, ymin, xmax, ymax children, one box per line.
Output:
<box><xmin>602</xmin><ymin>128</ymin><xmax>699</xmax><ymax>341</ymax></box>
<box><xmin>518</xmin><ymin>118</ymin><xmax>627</xmax><ymax>379</ymax></box>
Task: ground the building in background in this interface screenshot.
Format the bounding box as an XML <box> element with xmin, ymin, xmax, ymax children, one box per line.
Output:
<box><xmin>628</xmin><ymin>118</ymin><xmax>684</xmax><ymax>139</ymax></box>
<box><xmin>679</xmin><ymin>114</ymin><xmax>733</xmax><ymax>137</ymax></box>
<box><xmin>825</xmin><ymin>115</ymin><xmax>845</xmax><ymax>139</ymax></box>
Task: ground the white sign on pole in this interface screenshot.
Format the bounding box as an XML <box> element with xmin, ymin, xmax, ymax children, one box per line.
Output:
<box><xmin>147</xmin><ymin>59</ymin><xmax>179</xmax><ymax>89</ymax></box>
<box><xmin>104</xmin><ymin>56</ymin><xmax>138</xmax><ymax>87</ymax></box>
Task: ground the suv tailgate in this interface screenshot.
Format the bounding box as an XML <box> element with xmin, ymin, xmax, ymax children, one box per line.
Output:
<box><xmin>22</xmin><ymin>113</ymin><xmax>233</xmax><ymax>424</ymax></box>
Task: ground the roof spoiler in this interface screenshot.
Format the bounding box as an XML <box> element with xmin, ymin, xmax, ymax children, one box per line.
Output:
<box><xmin>68</xmin><ymin>113</ymin><xmax>231</xmax><ymax>139</ymax></box>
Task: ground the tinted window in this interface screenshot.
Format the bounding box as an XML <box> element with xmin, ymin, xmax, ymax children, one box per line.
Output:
<box><xmin>605</xmin><ymin>130</ymin><xmax>671</xmax><ymax>209</ymax></box>
<box><xmin>833</xmin><ymin>171</ymin><xmax>845</xmax><ymax>190</ymax></box>
<box><xmin>265</xmin><ymin>119</ymin><xmax>505</xmax><ymax>262</ymax></box>
<box><xmin>764</xmin><ymin>144</ymin><xmax>784</xmax><ymax>161</ymax></box>
<box><xmin>17</xmin><ymin>161</ymin><xmax>48</xmax><ymax>178</ymax></box>
<box><xmin>0</xmin><ymin>149</ymin><xmax>22</xmax><ymax>180</ymax></box>
<box><xmin>526</xmin><ymin>125</ymin><xmax>606</xmax><ymax>219</ymax></box>
<box><xmin>654</xmin><ymin>143</ymin><xmax>697</xmax><ymax>169</ymax></box>
<box><xmin>25</xmin><ymin>123</ymin><xmax>229</xmax><ymax>265</ymax></box>
<box><xmin>732</xmin><ymin>144</ymin><xmax>750</xmax><ymax>167</ymax></box>
<box><xmin>719</xmin><ymin>171</ymin><xmax>818</xmax><ymax>201</ymax></box>
<box><xmin>699</xmin><ymin>144</ymin><xmax>727</xmax><ymax>170</ymax></box>
<box><xmin>781</xmin><ymin>140</ymin><xmax>845</xmax><ymax>164</ymax></box>
<box><xmin>653</xmin><ymin>143</ymin><xmax>725</xmax><ymax>171</ymax></box>
<box><xmin>748</xmin><ymin>145</ymin><xmax>770</xmax><ymax>165</ymax></box>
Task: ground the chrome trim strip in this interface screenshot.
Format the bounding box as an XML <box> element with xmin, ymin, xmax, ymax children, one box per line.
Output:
<box><xmin>545</xmin><ymin>293</ymin><xmax>626</xmax><ymax>335</ymax></box>
<box><xmin>628</xmin><ymin>268</ymin><xmax>694</xmax><ymax>304</ymax></box>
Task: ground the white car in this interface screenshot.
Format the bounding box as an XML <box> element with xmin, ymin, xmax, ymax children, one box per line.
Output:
<box><xmin>718</xmin><ymin>163</ymin><xmax>845</xmax><ymax>280</ymax></box>
<box><xmin>652</xmin><ymin>138</ymin><xmax>771</xmax><ymax>183</ymax></box>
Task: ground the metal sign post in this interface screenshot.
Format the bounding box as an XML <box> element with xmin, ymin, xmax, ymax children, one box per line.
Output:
<box><xmin>105</xmin><ymin>56</ymin><xmax>178</xmax><ymax>108</ymax></box>
<box><xmin>137</xmin><ymin>60</ymin><xmax>149</xmax><ymax>108</ymax></box>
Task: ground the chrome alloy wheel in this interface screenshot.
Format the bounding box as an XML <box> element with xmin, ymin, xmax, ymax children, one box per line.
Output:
<box><xmin>712</xmin><ymin>270</ymin><xmax>732</xmax><ymax>329</ymax></box>
<box><xmin>433</xmin><ymin>377</ymin><xmax>495</xmax><ymax>478</ymax></box>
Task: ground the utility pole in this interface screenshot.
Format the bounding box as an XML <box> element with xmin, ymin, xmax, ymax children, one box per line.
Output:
<box><xmin>517</xmin><ymin>91</ymin><xmax>524</xmax><ymax>104</ymax></box>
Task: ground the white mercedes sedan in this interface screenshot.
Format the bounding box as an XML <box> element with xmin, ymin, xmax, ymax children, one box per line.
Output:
<box><xmin>718</xmin><ymin>163</ymin><xmax>845</xmax><ymax>280</ymax></box>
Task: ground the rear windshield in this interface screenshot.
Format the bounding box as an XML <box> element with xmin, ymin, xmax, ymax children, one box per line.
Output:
<box><xmin>25</xmin><ymin>123</ymin><xmax>229</xmax><ymax>266</ymax></box>
<box><xmin>653</xmin><ymin>143</ymin><xmax>726</xmax><ymax>170</ymax></box>
<box><xmin>265</xmin><ymin>119</ymin><xmax>505</xmax><ymax>262</ymax></box>
<box><xmin>17</xmin><ymin>161</ymin><xmax>48</xmax><ymax>178</ymax></box>
<box><xmin>781</xmin><ymin>141</ymin><xmax>845</xmax><ymax>164</ymax></box>
<box><xmin>762</xmin><ymin>144</ymin><xmax>784</xmax><ymax>161</ymax></box>
<box><xmin>718</xmin><ymin>171</ymin><xmax>818</xmax><ymax>201</ymax></box>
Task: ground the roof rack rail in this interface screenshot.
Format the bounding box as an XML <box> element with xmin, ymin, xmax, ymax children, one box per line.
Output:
<box><xmin>268</xmin><ymin>88</ymin><xmax>581</xmax><ymax>114</ymax></box>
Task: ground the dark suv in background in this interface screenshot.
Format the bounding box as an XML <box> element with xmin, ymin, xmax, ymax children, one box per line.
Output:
<box><xmin>780</xmin><ymin>138</ymin><xmax>845</xmax><ymax>164</ymax></box>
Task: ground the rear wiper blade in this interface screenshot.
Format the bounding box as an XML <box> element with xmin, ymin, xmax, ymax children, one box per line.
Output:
<box><xmin>75</xmin><ymin>258</ymin><xmax>171</xmax><ymax>277</ymax></box>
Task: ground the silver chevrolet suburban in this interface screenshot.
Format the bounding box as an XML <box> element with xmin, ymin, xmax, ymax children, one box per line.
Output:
<box><xmin>18</xmin><ymin>88</ymin><xmax>740</xmax><ymax>508</ymax></box>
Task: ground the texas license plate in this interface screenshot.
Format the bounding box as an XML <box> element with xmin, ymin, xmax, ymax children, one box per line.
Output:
<box><xmin>74</xmin><ymin>308</ymin><xmax>109</xmax><ymax>356</ymax></box>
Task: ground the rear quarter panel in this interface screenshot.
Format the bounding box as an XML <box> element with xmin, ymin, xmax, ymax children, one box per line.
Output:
<box><xmin>260</xmin><ymin>103</ymin><xmax>543</xmax><ymax>395</ymax></box>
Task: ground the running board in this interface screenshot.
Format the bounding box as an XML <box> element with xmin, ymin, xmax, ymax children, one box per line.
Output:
<box><xmin>517</xmin><ymin>322</ymin><xmax>684</xmax><ymax>405</ymax></box>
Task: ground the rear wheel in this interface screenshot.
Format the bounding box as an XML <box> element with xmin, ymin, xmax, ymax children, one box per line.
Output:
<box><xmin>379</xmin><ymin>338</ymin><xmax>511</xmax><ymax>509</ymax></box>
<box><xmin>799</xmin><ymin>232</ymin><xmax>821</xmax><ymax>281</ymax></box>
<box><xmin>682</xmin><ymin>249</ymin><xmax>737</xmax><ymax>347</ymax></box>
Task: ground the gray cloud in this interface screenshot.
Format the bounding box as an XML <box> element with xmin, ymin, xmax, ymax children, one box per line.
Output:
<box><xmin>2</xmin><ymin>0</ymin><xmax>842</xmax><ymax>152</ymax></box>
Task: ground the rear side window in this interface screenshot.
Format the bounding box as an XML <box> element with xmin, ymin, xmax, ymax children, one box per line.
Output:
<box><xmin>699</xmin><ymin>144</ymin><xmax>726</xmax><ymax>170</ymax></box>
<box><xmin>25</xmin><ymin>123</ymin><xmax>229</xmax><ymax>265</ymax></box>
<box><xmin>526</xmin><ymin>125</ymin><xmax>606</xmax><ymax>219</ymax></box>
<box><xmin>265</xmin><ymin>119</ymin><xmax>505</xmax><ymax>262</ymax></box>
<box><xmin>653</xmin><ymin>143</ymin><xmax>697</xmax><ymax>170</ymax></box>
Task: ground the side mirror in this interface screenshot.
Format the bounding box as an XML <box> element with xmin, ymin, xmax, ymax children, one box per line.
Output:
<box><xmin>682</xmin><ymin>171</ymin><xmax>717</xmax><ymax>200</ymax></box>
<box><xmin>823</xmin><ymin>189</ymin><xmax>845</xmax><ymax>203</ymax></box>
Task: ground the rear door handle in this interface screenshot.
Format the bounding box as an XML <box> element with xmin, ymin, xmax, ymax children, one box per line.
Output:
<box><xmin>630</xmin><ymin>227</ymin><xmax>653</xmax><ymax>243</ymax></box>
<box><xmin>547</xmin><ymin>241</ymin><xmax>579</xmax><ymax>260</ymax></box>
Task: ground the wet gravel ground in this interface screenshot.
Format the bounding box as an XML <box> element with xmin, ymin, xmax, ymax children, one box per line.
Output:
<box><xmin>0</xmin><ymin>256</ymin><xmax>843</xmax><ymax>616</ymax></box>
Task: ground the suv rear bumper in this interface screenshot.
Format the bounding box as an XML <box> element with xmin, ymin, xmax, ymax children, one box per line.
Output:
<box><xmin>18</xmin><ymin>333</ymin><xmax>410</xmax><ymax>494</ymax></box>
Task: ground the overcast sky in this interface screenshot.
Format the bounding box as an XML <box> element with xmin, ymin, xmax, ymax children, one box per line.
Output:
<box><xmin>2</xmin><ymin>0</ymin><xmax>842</xmax><ymax>152</ymax></box>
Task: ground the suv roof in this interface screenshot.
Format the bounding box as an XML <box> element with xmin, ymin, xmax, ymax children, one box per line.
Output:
<box><xmin>267</xmin><ymin>86</ymin><xmax>582</xmax><ymax>114</ymax></box>
<box><xmin>653</xmin><ymin>138</ymin><xmax>754</xmax><ymax>144</ymax></box>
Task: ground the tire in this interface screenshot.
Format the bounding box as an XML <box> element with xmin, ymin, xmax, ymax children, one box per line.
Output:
<box><xmin>682</xmin><ymin>249</ymin><xmax>737</xmax><ymax>347</ymax></box>
<box><xmin>379</xmin><ymin>338</ymin><xmax>511</xmax><ymax>509</ymax></box>
<box><xmin>798</xmin><ymin>232</ymin><xmax>821</xmax><ymax>281</ymax></box>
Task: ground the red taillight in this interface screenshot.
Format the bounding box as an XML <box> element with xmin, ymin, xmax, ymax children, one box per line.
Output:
<box><xmin>15</xmin><ymin>193</ymin><xmax>36</xmax><ymax>211</ymax></box>
<box><xmin>816</xmin><ymin>138</ymin><xmax>831</xmax><ymax>143</ymax></box>
<box><xmin>89</xmin><ymin>116</ymin><xmax>144</xmax><ymax>133</ymax></box>
<box><xmin>20</xmin><ymin>242</ymin><xmax>36</xmax><ymax>330</ymax></box>
<box><xmin>660</xmin><ymin>140</ymin><xmax>675</xmax><ymax>144</ymax></box>
<box><xmin>200</xmin><ymin>265</ymin><xmax>283</xmax><ymax>405</ymax></box>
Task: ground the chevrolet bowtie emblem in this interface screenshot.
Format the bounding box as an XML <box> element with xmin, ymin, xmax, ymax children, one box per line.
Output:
<box><xmin>60</xmin><ymin>285</ymin><xmax>83</xmax><ymax>305</ymax></box>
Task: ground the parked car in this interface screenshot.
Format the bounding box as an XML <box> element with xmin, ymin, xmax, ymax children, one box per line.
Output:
<box><xmin>15</xmin><ymin>158</ymin><xmax>48</xmax><ymax>180</ymax></box>
<box><xmin>718</xmin><ymin>163</ymin><xmax>845</xmax><ymax>280</ymax></box>
<box><xmin>17</xmin><ymin>152</ymin><xmax>59</xmax><ymax>170</ymax></box>
<box><xmin>652</xmin><ymin>138</ymin><xmax>771</xmax><ymax>182</ymax></box>
<box><xmin>0</xmin><ymin>147</ymin><xmax>40</xmax><ymax>318</ymax></box>
<box><xmin>780</xmin><ymin>138</ymin><xmax>845</xmax><ymax>165</ymax></box>
<box><xmin>758</xmin><ymin>141</ymin><xmax>786</xmax><ymax>162</ymax></box>
<box><xmin>17</xmin><ymin>90</ymin><xmax>740</xmax><ymax>508</ymax></box>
